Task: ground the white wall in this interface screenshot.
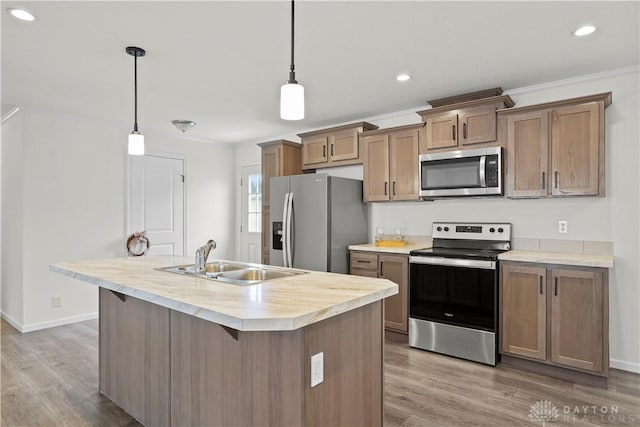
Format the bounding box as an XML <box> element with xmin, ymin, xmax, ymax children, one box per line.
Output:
<box><xmin>1</xmin><ymin>108</ymin><xmax>24</xmax><ymax>327</ymax></box>
<box><xmin>1</xmin><ymin>107</ymin><xmax>235</xmax><ymax>331</ymax></box>
<box><xmin>235</xmin><ymin>68</ymin><xmax>640</xmax><ymax>372</ymax></box>
<box><xmin>146</xmin><ymin>138</ymin><xmax>235</xmax><ymax>258</ymax></box>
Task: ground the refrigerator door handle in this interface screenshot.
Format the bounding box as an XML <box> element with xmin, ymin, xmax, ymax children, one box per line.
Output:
<box><xmin>286</xmin><ymin>192</ymin><xmax>294</xmax><ymax>268</ymax></box>
<box><xmin>282</xmin><ymin>192</ymin><xmax>290</xmax><ymax>267</ymax></box>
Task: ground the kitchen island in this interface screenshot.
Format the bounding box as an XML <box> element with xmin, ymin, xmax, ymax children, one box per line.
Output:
<box><xmin>51</xmin><ymin>256</ymin><xmax>397</xmax><ymax>427</ymax></box>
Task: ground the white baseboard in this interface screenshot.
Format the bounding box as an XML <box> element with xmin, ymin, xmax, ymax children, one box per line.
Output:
<box><xmin>1</xmin><ymin>311</ymin><xmax>98</xmax><ymax>333</ymax></box>
<box><xmin>610</xmin><ymin>358</ymin><xmax>640</xmax><ymax>374</ymax></box>
<box><xmin>1</xmin><ymin>311</ymin><xmax>24</xmax><ymax>332</ymax></box>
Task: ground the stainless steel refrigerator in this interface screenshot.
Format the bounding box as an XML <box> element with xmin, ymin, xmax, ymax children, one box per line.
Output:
<box><xmin>269</xmin><ymin>173</ymin><xmax>368</xmax><ymax>273</ymax></box>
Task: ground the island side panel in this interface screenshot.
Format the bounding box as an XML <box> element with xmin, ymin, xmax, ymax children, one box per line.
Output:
<box><xmin>99</xmin><ymin>288</ymin><xmax>170</xmax><ymax>426</ymax></box>
<box><xmin>303</xmin><ymin>300</ymin><xmax>384</xmax><ymax>426</ymax></box>
<box><xmin>170</xmin><ymin>311</ymin><xmax>305</xmax><ymax>426</ymax></box>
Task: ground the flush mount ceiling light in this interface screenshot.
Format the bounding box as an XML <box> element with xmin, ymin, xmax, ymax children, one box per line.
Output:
<box><xmin>280</xmin><ymin>0</ymin><xmax>304</xmax><ymax>120</ymax></box>
<box><xmin>396</xmin><ymin>74</ymin><xmax>411</xmax><ymax>82</ymax></box>
<box><xmin>126</xmin><ymin>46</ymin><xmax>146</xmax><ymax>156</ymax></box>
<box><xmin>8</xmin><ymin>8</ymin><xmax>35</xmax><ymax>21</ymax></box>
<box><xmin>172</xmin><ymin>120</ymin><xmax>196</xmax><ymax>133</ymax></box>
<box><xmin>573</xmin><ymin>25</ymin><xmax>596</xmax><ymax>36</ymax></box>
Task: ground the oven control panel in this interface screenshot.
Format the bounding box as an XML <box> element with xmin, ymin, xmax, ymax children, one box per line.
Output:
<box><xmin>432</xmin><ymin>222</ymin><xmax>511</xmax><ymax>241</ymax></box>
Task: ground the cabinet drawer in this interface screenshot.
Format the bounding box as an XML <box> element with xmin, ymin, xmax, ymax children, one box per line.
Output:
<box><xmin>350</xmin><ymin>252</ymin><xmax>378</xmax><ymax>270</ymax></box>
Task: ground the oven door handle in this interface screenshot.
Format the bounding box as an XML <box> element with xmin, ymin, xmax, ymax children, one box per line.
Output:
<box><xmin>410</xmin><ymin>256</ymin><xmax>496</xmax><ymax>270</ymax></box>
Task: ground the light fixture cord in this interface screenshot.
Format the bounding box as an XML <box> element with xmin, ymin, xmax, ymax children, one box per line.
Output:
<box><xmin>288</xmin><ymin>0</ymin><xmax>296</xmax><ymax>83</ymax></box>
<box><xmin>133</xmin><ymin>52</ymin><xmax>139</xmax><ymax>133</ymax></box>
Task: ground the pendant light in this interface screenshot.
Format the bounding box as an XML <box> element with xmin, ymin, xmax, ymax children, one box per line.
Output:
<box><xmin>126</xmin><ymin>46</ymin><xmax>146</xmax><ymax>155</ymax></box>
<box><xmin>280</xmin><ymin>1</ymin><xmax>304</xmax><ymax>120</ymax></box>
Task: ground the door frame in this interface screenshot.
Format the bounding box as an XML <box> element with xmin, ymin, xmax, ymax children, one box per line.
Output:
<box><xmin>240</xmin><ymin>164</ymin><xmax>262</xmax><ymax>263</ymax></box>
<box><xmin>126</xmin><ymin>150</ymin><xmax>187</xmax><ymax>255</ymax></box>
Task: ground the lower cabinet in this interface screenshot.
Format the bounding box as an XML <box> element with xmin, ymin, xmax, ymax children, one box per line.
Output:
<box><xmin>100</xmin><ymin>288</ymin><xmax>384</xmax><ymax>426</ymax></box>
<box><xmin>99</xmin><ymin>288</ymin><xmax>171</xmax><ymax>426</ymax></box>
<box><xmin>500</xmin><ymin>262</ymin><xmax>608</xmax><ymax>379</ymax></box>
<box><xmin>350</xmin><ymin>251</ymin><xmax>408</xmax><ymax>333</ymax></box>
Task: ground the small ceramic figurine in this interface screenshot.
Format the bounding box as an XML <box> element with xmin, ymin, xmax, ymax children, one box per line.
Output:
<box><xmin>126</xmin><ymin>231</ymin><xmax>150</xmax><ymax>256</ymax></box>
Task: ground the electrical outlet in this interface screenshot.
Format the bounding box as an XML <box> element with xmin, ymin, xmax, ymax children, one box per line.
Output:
<box><xmin>558</xmin><ymin>220</ymin><xmax>568</xmax><ymax>234</ymax></box>
<box><xmin>311</xmin><ymin>352</ymin><xmax>324</xmax><ymax>387</ymax></box>
<box><xmin>51</xmin><ymin>295</ymin><xmax>63</xmax><ymax>308</ymax></box>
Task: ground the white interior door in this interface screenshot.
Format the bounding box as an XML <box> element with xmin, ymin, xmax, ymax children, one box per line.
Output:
<box><xmin>240</xmin><ymin>165</ymin><xmax>262</xmax><ymax>263</ymax></box>
<box><xmin>130</xmin><ymin>155</ymin><xmax>185</xmax><ymax>256</ymax></box>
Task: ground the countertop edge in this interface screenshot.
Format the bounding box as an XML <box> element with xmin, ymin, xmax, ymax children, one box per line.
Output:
<box><xmin>348</xmin><ymin>243</ymin><xmax>430</xmax><ymax>255</ymax></box>
<box><xmin>497</xmin><ymin>251</ymin><xmax>614</xmax><ymax>269</ymax></box>
<box><xmin>50</xmin><ymin>263</ymin><xmax>398</xmax><ymax>332</ymax></box>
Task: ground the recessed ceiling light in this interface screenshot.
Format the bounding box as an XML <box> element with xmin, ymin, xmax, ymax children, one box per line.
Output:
<box><xmin>573</xmin><ymin>25</ymin><xmax>596</xmax><ymax>37</ymax></box>
<box><xmin>396</xmin><ymin>74</ymin><xmax>411</xmax><ymax>82</ymax></box>
<box><xmin>7</xmin><ymin>8</ymin><xmax>35</xmax><ymax>21</ymax></box>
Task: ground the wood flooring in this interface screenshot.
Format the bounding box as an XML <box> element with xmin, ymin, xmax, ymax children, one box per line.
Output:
<box><xmin>1</xmin><ymin>319</ymin><xmax>638</xmax><ymax>426</ymax></box>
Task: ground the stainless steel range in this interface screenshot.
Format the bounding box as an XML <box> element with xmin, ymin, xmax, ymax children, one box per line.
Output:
<box><xmin>409</xmin><ymin>222</ymin><xmax>512</xmax><ymax>366</ymax></box>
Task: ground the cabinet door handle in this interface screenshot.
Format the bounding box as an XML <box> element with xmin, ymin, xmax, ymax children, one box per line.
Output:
<box><xmin>323</xmin><ymin>145</ymin><xmax>326</xmax><ymax>158</ymax></box>
<box><xmin>554</xmin><ymin>277</ymin><xmax>558</xmax><ymax>296</ymax></box>
<box><xmin>554</xmin><ymin>171</ymin><xmax>559</xmax><ymax>189</ymax></box>
<box><xmin>539</xmin><ymin>276</ymin><xmax>543</xmax><ymax>295</ymax></box>
<box><xmin>384</xmin><ymin>182</ymin><xmax>388</xmax><ymax>195</ymax></box>
<box><xmin>330</xmin><ymin>144</ymin><xmax>334</xmax><ymax>157</ymax></box>
<box><xmin>393</xmin><ymin>181</ymin><xmax>396</xmax><ymax>195</ymax></box>
<box><xmin>463</xmin><ymin>122</ymin><xmax>467</xmax><ymax>139</ymax></box>
<box><xmin>452</xmin><ymin>125</ymin><xmax>456</xmax><ymax>141</ymax></box>
<box><xmin>380</xmin><ymin>261</ymin><xmax>384</xmax><ymax>276</ymax></box>
<box><xmin>541</xmin><ymin>172</ymin><xmax>546</xmax><ymax>190</ymax></box>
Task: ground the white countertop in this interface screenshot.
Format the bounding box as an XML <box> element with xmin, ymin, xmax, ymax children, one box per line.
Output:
<box><xmin>50</xmin><ymin>256</ymin><xmax>397</xmax><ymax>332</ymax></box>
<box><xmin>498</xmin><ymin>250</ymin><xmax>614</xmax><ymax>268</ymax></box>
<box><xmin>348</xmin><ymin>243</ymin><xmax>430</xmax><ymax>255</ymax></box>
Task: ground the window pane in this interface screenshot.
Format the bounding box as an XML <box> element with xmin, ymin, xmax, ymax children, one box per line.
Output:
<box><xmin>246</xmin><ymin>173</ymin><xmax>262</xmax><ymax>233</ymax></box>
<box><xmin>249</xmin><ymin>194</ymin><xmax>258</xmax><ymax>212</ymax></box>
<box><xmin>248</xmin><ymin>213</ymin><xmax>261</xmax><ymax>233</ymax></box>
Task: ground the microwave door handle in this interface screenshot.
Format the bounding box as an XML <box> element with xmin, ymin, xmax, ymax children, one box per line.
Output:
<box><xmin>479</xmin><ymin>155</ymin><xmax>486</xmax><ymax>187</ymax></box>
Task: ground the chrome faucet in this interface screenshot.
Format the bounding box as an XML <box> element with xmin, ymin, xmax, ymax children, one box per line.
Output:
<box><xmin>195</xmin><ymin>239</ymin><xmax>216</xmax><ymax>273</ymax></box>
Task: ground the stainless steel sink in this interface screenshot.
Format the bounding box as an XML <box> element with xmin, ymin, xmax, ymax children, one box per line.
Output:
<box><xmin>216</xmin><ymin>267</ymin><xmax>301</xmax><ymax>285</ymax></box>
<box><xmin>156</xmin><ymin>262</ymin><xmax>306</xmax><ymax>285</ymax></box>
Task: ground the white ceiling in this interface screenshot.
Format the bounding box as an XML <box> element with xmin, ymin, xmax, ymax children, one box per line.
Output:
<box><xmin>2</xmin><ymin>1</ymin><xmax>638</xmax><ymax>144</ymax></box>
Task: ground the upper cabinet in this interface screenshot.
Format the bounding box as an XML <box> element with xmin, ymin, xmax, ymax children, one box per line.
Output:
<box><xmin>258</xmin><ymin>140</ymin><xmax>302</xmax><ymax>264</ymax></box>
<box><xmin>361</xmin><ymin>123</ymin><xmax>423</xmax><ymax>202</ymax></box>
<box><xmin>299</xmin><ymin>122</ymin><xmax>378</xmax><ymax>170</ymax></box>
<box><xmin>417</xmin><ymin>90</ymin><xmax>514</xmax><ymax>153</ymax></box>
<box><xmin>501</xmin><ymin>92</ymin><xmax>611</xmax><ymax>199</ymax></box>
<box><xmin>259</xmin><ymin>140</ymin><xmax>302</xmax><ymax>207</ymax></box>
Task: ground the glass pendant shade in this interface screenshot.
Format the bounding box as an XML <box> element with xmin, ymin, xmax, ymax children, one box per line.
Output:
<box><xmin>280</xmin><ymin>82</ymin><xmax>305</xmax><ymax>120</ymax></box>
<box><xmin>128</xmin><ymin>132</ymin><xmax>145</xmax><ymax>156</ymax></box>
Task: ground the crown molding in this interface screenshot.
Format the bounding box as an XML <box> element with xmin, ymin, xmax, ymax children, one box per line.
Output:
<box><xmin>504</xmin><ymin>65</ymin><xmax>639</xmax><ymax>96</ymax></box>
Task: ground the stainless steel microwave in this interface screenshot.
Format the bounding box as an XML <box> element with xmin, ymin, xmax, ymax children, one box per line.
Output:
<box><xmin>419</xmin><ymin>147</ymin><xmax>503</xmax><ymax>198</ymax></box>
